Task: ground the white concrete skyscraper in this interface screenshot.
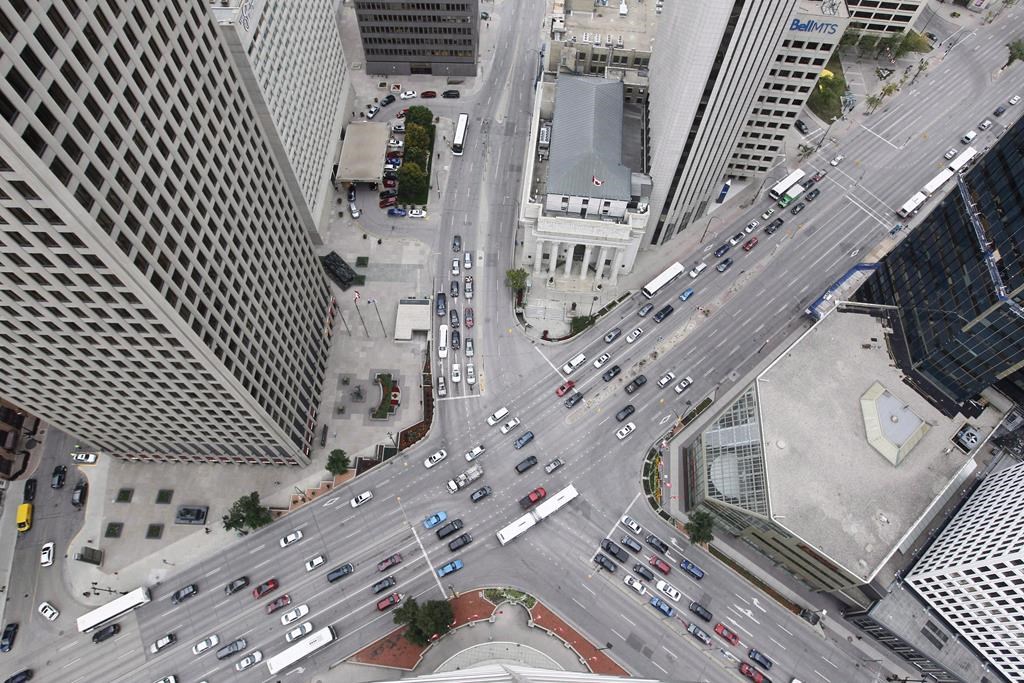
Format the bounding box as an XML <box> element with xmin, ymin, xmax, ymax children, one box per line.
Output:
<box><xmin>906</xmin><ymin>461</ymin><xmax>1024</xmax><ymax>682</ymax></box>
<box><xmin>0</xmin><ymin>0</ymin><xmax>340</xmax><ymax>465</ymax></box>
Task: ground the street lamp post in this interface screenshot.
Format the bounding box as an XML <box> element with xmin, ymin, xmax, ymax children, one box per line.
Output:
<box><xmin>699</xmin><ymin>215</ymin><xmax>722</xmax><ymax>244</ymax></box>
<box><xmin>815</xmin><ymin>116</ymin><xmax>838</xmax><ymax>152</ymax></box>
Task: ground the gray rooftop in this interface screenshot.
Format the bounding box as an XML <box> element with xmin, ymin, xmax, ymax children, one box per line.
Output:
<box><xmin>756</xmin><ymin>308</ymin><xmax>1002</xmax><ymax>582</ymax></box>
<box><xmin>547</xmin><ymin>76</ymin><xmax>632</xmax><ymax>201</ymax></box>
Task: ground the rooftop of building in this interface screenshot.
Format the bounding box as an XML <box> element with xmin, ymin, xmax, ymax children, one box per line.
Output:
<box><xmin>797</xmin><ymin>0</ymin><xmax>850</xmax><ymax>19</ymax></box>
<box><xmin>552</xmin><ymin>0</ymin><xmax>661</xmax><ymax>54</ymax></box>
<box><xmin>756</xmin><ymin>306</ymin><xmax>1004</xmax><ymax>582</ymax></box>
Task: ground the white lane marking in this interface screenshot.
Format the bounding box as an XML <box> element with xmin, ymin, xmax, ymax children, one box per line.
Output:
<box><xmin>652</xmin><ymin>661</ymin><xmax>669</xmax><ymax>674</ymax></box>
<box><xmin>580</xmin><ymin>582</ymin><xmax>597</xmax><ymax>596</ymax></box>
<box><xmin>535</xmin><ymin>345</ymin><xmax>564</xmax><ymax>376</ymax></box>
<box><xmin>734</xmin><ymin>593</ymin><xmax>750</xmax><ymax>604</ymax></box>
<box><xmin>572</xmin><ymin>597</ymin><xmax>588</xmax><ymax>610</ymax></box>
<box><xmin>814</xmin><ymin>671</ymin><xmax>833</xmax><ymax>682</ymax></box>
<box><xmin>621</xmin><ymin>614</ymin><xmax>636</xmax><ymax>627</ymax></box>
<box><xmin>778</xmin><ymin>624</ymin><xmax>793</xmax><ymax>636</ymax></box>
<box><xmin>248</xmin><ymin>543</ymin><xmax>265</xmax><ymax>554</ymax></box>
<box><xmin>610</xmin><ymin>627</ymin><xmax>625</xmax><ymax>641</ymax></box>
<box><xmin>61</xmin><ymin>657</ymin><xmax>82</xmax><ymax>669</ymax></box>
<box><xmin>822</xmin><ymin>656</ymin><xmax>838</xmax><ymax>669</ymax></box>
<box><xmin>661</xmin><ymin>645</ymin><xmax>677</xmax><ymax>658</ymax></box>
<box><xmin>769</xmin><ymin>636</ymin><xmax>787</xmax><ymax>650</ymax></box>
<box><xmin>204</xmin><ymin>566</ymin><xmax>222</xmax><ymax>577</ymax></box>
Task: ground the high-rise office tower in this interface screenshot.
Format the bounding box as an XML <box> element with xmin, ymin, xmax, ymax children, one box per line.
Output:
<box><xmin>906</xmin><ymin>461</ymin><xmax>1024</xmax><ymax>682</ymax></box>
<box><xmin>0</xmin><ymin>0</ymin><xmax>337</xmax><ymax>465</ymax></box>
<box><xmin>646</xmin><ymin>1</ymin><xmax>848</xmax><ymax>245</ymax></box>
<box><xmin>354</xmin><ymin>0</ymin><xmax>479</xmax><ymax>77</ymax></box>
<box><xmin>211</xmin><ymin>0</ymin><xmax>353</xmax><ymax>239</ymax></box>
<box><xmin>853</xmin><ymin>118</ymin><xmax>1024</xmax><ymax>405</ymax></box>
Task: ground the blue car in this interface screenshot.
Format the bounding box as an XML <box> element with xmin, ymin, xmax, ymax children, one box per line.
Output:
<box><xmin>649</xmin><ymin>596</ymin><xmax>675</xmax><ymax>617</ymax></box>
<box><xmin>437</xmin><ymin>559</ymin><xmax>464</xmax><ymax>577</ymax></box>
<box><xmin>388</xmin><ymin>207</ymin><xmax>407</xmax><ymax>217</ymax></box>
<box><xmin>423</xmin><ymin>511</ymin><xmax>447</xmax><ymax>529</ymax></box>
<box><xmin>679</xmin><ymin>288</ymin><xmax>695</xmax><ymax>301</ymax></box>
<box><xmin>680</xmin><ymin>558</ymin><xmax>705</xmax><ymax>580</ymax></box>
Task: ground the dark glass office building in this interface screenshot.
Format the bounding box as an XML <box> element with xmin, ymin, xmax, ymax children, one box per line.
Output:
<box><xmin>354</xmin><ymin>0</ymin><xmax>479</xmax><ymax>77</ymax></box>
<box><xmin>853</xmin><ymin>118</ymin><xmax>1024</xmax><ymax>407</ymax></box>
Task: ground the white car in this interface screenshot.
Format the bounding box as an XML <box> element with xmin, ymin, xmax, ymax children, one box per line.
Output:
<box><xmin>409</xmin><ymin>209</ymin><xmax>427</xmax><ymax>219</ymax></box>
<box><xmin>149</xmin><ymin>633</ymin><xmax>175</xmax><ymax>653</ymax></box>
<box><xmin>616</xmin><ymin>422</ymin><xmax>636</xmax><ymax>440</ymax></box>
<box><xmin>943</xmin><ymin>148</ymin><xmax>958</xmax><ymax>160</ymax></box>
<box><xmin>1010</xmin><ymin>95</ymin><xmax>1021</xmax><ymax>105</ymax></box>
<box><xmin>657</xmin><ymin>371</ymin><xmax>676</xmax><ymax>388</ymax></box>
<box><xmin>464</xmin><ymin>252</ymin><xmax>472</xmax><ymax>269</ymax></box>
<box><xmin>451</xmin><ymin>364</ymin><xmax>461</xmax><ymax>383</ymax></box>
<box><xmin>349</xmin><ymin>202</ymin><xmax>361</xmax><ymax>219</ymax></box>
<box><xmin>192</xmin><ymin>634</ymin><xmax>219</xmax><ymax>655</ymax></box>
<box><xmin>593</xmin><ymin>353</ymin><xmax>611</xmax><ymax>369</ymax></box>
<box><xmin>465</xmin><ymin>338</ymin><xmax>474</xmax><ymax>357</ymax></box>
<box><xmin>466</xmin><ymin>363</ymin><xmax>476</xmax><ymax>386</ymax></box>
<box><xmin>38</xmin><ymin>601</ymin><xmax>60</xmax><ymax>621</ymax></box>
<box><xmin>285</xmin><ymin>622</ymin><xmax>314</xmax><ymax>643</ymax></box>
<box><xmin>451</xmin><ymin>259</ymin><xmax>460</xmax><ymax>276</ymax></box>
<box><xmin>624</xmin><ymin>574</ymin><xmax>647</xmax><ymax>595</ymax></box>
<box><xmin>387</xmin><ymin>138</ymin><xmax>404</xmax><ymax>148</ymax></box>
<box><xmin>760</xmin><ymin>207</ymin><xmax>775</xmax><ymax>220</ymax></box>
<box><xmin>399</xmin><ymin>90</ymin><xmax>417</xmax><ymax>100</ymax></box>
<box><xmin>279</xmin><ymin>530</ymin><xmax>303</xmax><ymax>548</ymax></box>
<box><xmin>367</xmin><ymin>105</ymin><xmax>380</xmax><ymax>119</ymax></box>
<box><xmin>350</xmin><ymin>490</ymin><xmax>373</xmax><ymax>508</ymax></box>
<box><xmin>626</xmin><ymin>327</ymin><xmax>643</xmax><ymax>343</ymax></box>
<box><xmin>437</xmin><ymin>375</ymin><xmax>447</xmax><ymax>397</ymax></box>
<box><xmin>40</xmin><ymin>541</ymin><xmax>54</xmax><ymax>567</ymax></box>
<box><xmin>656</xmin><ymin>580</ymin><xmax>682</xmax><ymax>602</ymax></box>
<box><xmin>424</xmin><ymin>449</ymin><xmax>448</xmax><ymax>468</ymax></box>
<box><xmin>620</xmin><ymin>515</ymin><xmax>643</xmax><ymax>535</ymax></box>
<box><xmin>280</xmin><ymin>605</ymin><xmax>309</xmax><ymax>626</ymax></box>
<box><xmin>978</xmin><ymin>119</ymin><xmax>993</xmax><ymax>131</ymax></box>
<box><xmin>71</xmin><ymin>452</ymin><xmax>98</xmax><ymax>464</ymax></box>
<box><xmin>744</xmin><ymin>220</ymin><xmax>759</xmax><ymax>233</ymax></box>
<box><xmin>500</xmin><ymin>417</ymin><xmax>522</xmax><ymax>434</ymax></box>
<box><xmin>829</xmin><ymin>154</ymin><xmax>844</xmax><ymax>166</ymax></box>
<box><xmin>674</xmin><ymin>376</ymin><xmax>694</xmax><ymax>394</ymax></box>
<box><xmin>305</xmin><ymin>554</ymin><xmax>326</xmax><ymax>572</ymax></box>
<box><xmin>235</xmin><ymin>651</ymin><xmax>263</xmax><ymax>671</ymax></box>
<box><xmin>464</xmin><ymin>445</ymin><xmax>485</xmax><ymax>461</ymax></box>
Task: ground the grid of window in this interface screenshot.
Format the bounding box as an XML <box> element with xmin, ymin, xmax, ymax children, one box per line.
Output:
<box><xmin>846</xmin><ymin>0</ymin><xmax>925</xmax><ymax>34</ymax></box>
<box><xmin>0</xmin><ymin>0</ymin><xmax>333</xmax><ymax>465</ymax></box>
<box><xmin>354</xmin><ymin>0</ymin><xmax>478</xmax><ymax>72</ymax></box>
<box><xmin>906</xmin><ymin>462</ymin><xmax>1024</xmax><ymax>681</ymax></box>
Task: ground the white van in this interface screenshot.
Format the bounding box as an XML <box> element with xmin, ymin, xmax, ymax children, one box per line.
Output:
<box><xmin>438</xmin><ymin>324</ymin><xmax>449</xmax><ymax>359</ymax></box>
<box><xmin>688</xmin><ymin>262</ymin><xmax>708</xmax><ymax>279</ymax></box>
<box><xmin>561</xmin><ymin>353</ymin><xmax>587</xmax><ymax>374</ymax></box>
<box><xmin>961</xmin><ymin>130</ymin><xmax>977</xmax><ymax>144</ymax></box>
<box><xmin>486</xmin><ymin>406</ymin><xmax>510</xmax><ymax>426</ymax></box>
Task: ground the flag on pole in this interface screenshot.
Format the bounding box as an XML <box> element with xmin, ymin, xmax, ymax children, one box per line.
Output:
<box><xmin>354</xmin><ymin>290</ymin><xmax>361</xmax><ymax>303</ymax></box>
<box><xmin>592</xmin><ymin>175</ymin><xmax>604</xmax><ymax>186</ymax></box>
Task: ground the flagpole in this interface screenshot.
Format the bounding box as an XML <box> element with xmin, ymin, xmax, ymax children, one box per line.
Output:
<box><xmin>353</xmin><ymin>291</ymin><xmax>370</xmax><ymax>336</ymax></box>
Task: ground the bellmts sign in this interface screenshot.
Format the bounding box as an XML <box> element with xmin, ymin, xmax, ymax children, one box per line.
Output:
<box><xmin>789</xmin><ymin>19</ymin><xmax>838</xmax><ymax>35</ymax></box>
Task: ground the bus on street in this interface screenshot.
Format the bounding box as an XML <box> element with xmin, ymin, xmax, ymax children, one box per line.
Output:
<box><xmin>768</xmin><ymin>170</ymin><xmax>806</xmax><ymax>200</ymax></box>
<box><xmin>897</xmin><ymin>192</ymin><xmax>927</xmax><ymax>218</ymax></box>
<box><xmin>267</xmin><ymin>626</ymin><xmax>338</xmax><ymax>675</ymax></box>
<box><xmin>641</xmin><ymin>262</ymin><xmax>686</xmax><ymax>299</ymax></box>
<box><xmin>778</xmin><ymin>183</ymin><xmax>805</xmax><ymax>208</ymax></box>
<box><xmin>452</xmin><ymin>113</ymin><xmax>469</xmax><ymax>156</ymax></box>
<box><xmin>76</xmin><ymin>587</ymin><xmax>151</xmax><ymax>632</ymax></box>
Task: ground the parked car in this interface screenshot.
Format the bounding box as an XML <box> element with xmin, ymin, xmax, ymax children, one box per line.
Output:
<box><xmin>399</xmin><ymin>90</ymin><xmax>417</xmax><ymax>100</ymax></box>
<box><xmin>39</xmin><ymin>542</ymin><xmax>54</xmax><ymax>567</ymax></box>
<box><xmin>421</xmin><ymin>90</ymin><xmax>437</xmax><ymax>98</ymax></box>
<box><xmin>423</xmin><ymin>511</ymin><xmax>448</xmax><ymax>529</ymax></box>
<box><xmin>50</xmin><ymin>466</ymin><xmax>66</xmax><ymax>489</ymax></box>
<box><xmin>621</xmin><ymin>516</ymin><xmax>643</xmax><ymax>534</ymax></box>
<box><xmin>442</xmin><ymin>90</ymin><xmax>460</xmax><ymax>98</ymax></box>
<box><xmin>1</xmin><ymin>623</ymin><xmax>18</xmax><ymax>652</ymax></box>
<box><xmin>23</xmin><ymin>478</ymin><xmax>36</xmax><ymax>503</ymax></box>
<box><xmin>387</xmin><ymin>207</ymin><xmax>406</xmax><ymax>217</ymax></box>
<box><xmin>593</xmin><ymin>553</ymin><xmax>617</xmax><ymax>572</ymax></box>
<box><xmin>448</xmin><ymin>533</ymin><xmax>473</xmax><ymax>552</ymax></box>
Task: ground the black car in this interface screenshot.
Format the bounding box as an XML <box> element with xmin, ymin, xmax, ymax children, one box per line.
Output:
<box><xmin>564</xmin><ymin>392</ymin><xmax>583</xmax><ymax>408</ymax></box>
<box><xmin>379</xmin><ymin>189</ymin><xmax>398</xmax><ymax>199</ymax></box>
<box><xmin>765</xmin><ymin>218</ymin><xmax>784</xmax><ymax>235</ymax></box>
<box><xmin>653</xmin><ymin>305</ymin><xmax>674</xmax><ymax>323</ymax></box>
<box><xmin>470</xmin><ymin>486</ymin><xmax>492</xmax><ymax>503</ymax></box>
<box><xmin>436</xmin><ymin>519</ymin><xmax>464</xmax><ymax>539</ymax></box>
<box><xmin>615</xmin><ymin>405</ymin><xmax>635</xmax><ymax>422</ymax></box>
<box><xmin>383</xmin><ymin>170</ymin><xmax>399</xmax><ymax>181</ymax></box>
<box><xmin>625</xmin><ymin>375</ymin><xmax>647</xmax><ymax>394</ymax></box>
<box><xmin>637</xmin><ymin>302</ymin><xmax>654</xmax><ymax>317</ymax></box>
<box><xmin>216</xmin><ymin>638</ymin><xmax>246</xmax><ymax>660</ymax></box>
<box><xmin>689</xmin><ymin>601</ymin><xmax>713</xmax><ymax>622</ymax></box>
<box><xmin>633</xmin><ymin>563</ymin><xmax>655</xmax><ymax>581</ymax></box>
<box><xmin>800</xmin><ymin>177</ymin><xmax>816</xmax><ymax>190</ymax></box>
<box><xmin>22</xmin><ymin>479</ymin><xmax>36</xmax><ymax>503</ymax></box>
<box><xmin>71</xmin><ymin>480</ymin><xmax>88</xmax><ymax>508</ymax></box>
<box><xmin>441</xmin><ymin>89</ymin><xmax>460</xmax><ymax>98</ymax></box>
<box><xmin>347</xmin><ymin>185</ymin><xmax>357</xmax><ymax>202</ymax></box>
<box><xmin>646</xmin><ymin>534</ymin><xmax>669</xmax><ymax>554</ymax></box>
<box><xmin>602</xmin><ymin>365</ymin><xmax>622</xmax><ymax>382</ymax></box>
<box><xmin>372</xmin><ymin>576</ymin><xmax>397</xmax><ymax>594</ymax></box>
<box><xmin>515</xmin><ymin>456</ymin><xmax>538</xmax><ymax>474</ymax></box>
<box><xmin>170</xmin><ymin>583</ymin><xmax>198</xmax><ymax>605</ymax></box>
<box><xmin>795</xmin><ymin>119</ymin><xmax>809</xmax><ymax>134</ymax></box>
<box><xmin>327</xmin><ymin>563</ymin><xmax>354</xmax><ymax>583</ymax></box>
<box><xmin>749</xmin><ymin>649</ymin><xmax>774</xmax><ymax>670</ymax></box>
<box><xmin>50</xmin><ymin>465</ymin><xmax>66</xmax><ymax>489</ymax></box>
<box><xmin>1</xmin><ymin>623</ymin><xmax>17</xmax><ymax>652</ymax></box>
<box><xmin>593</xmin><ymin>553</ymin><xmax>617</xmax><ymax>572</ymax></box>
<box><xmin>380</xmin><ymin>94</ymin><xmax>396</xmax><ymax>107</ymax></box>
<box><xmin>621</xmin><ymin>535</ymin><xmax>642</xmax><ymax>553</ymax></box>
<box><xmin>449</xmin><ymin>308</ymin><xmax>460</xmax><ymax>328</ymax></box>
<box><xmin>790</xmin><ymin>202</ymin><xmax>806</xmax><ymax>215</ymax></box>
<box><xmin>994</xmin><ymin>105</ymin><xmax>1007</xmax><ymax>117</ymax></box>
<box><xmin>805</xmin><ymin>188</ymin><xmax>821</xmax><ymax>202</ymax></box>
<box><xmin>5</xmin><ymin>670</ymin><xmax>31</xmax><ymax>683</ymax></box>
<box><xmin>600</xmin><ymin>539</ymin><xmax>629</xmax><ymax>563</ymax></box>
<box><xmin>451</xmin><ymin>330</ymin><xmax>461</xmax><ymax>350</ymax></box>
<box><xmin>448</xmin><ymin>533</ymin><xmax>473</xmax><ymax>552</ymax></box>
<box><xmin>716</xmin><ymin>258</ymin><xmax>733</xmax><ymax>273</ymax></box>
<box><xmin>452</xmin><ymin>235</ymin><xmax>462</xmax><ymax>251</ymax></box>
<box><xmin>224</xmin><ymin>576</ymin><xmax>249</xmax><ymax>595</ymax></box>
<box><xmin>91</xmin><ymin>623</ymin><xmax>120</xmax><ymax>643</ymax></box>
<box><xmin>714</xmin><ymin>244</ymin><xmax>730</xmax><ymax>258</ymax></box>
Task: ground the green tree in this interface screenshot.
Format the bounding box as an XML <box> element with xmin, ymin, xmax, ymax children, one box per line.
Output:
<box><xmin>393</xmin><ymin>597</ymin><xmax>454</xmax><ymax>646</ymax></box>
<box><xmin>222</xmin><ymin>491</ymin><xmax>273</xmax><ymax>535</ymax></box>
<box><xmin>405</xmin><ymin>123</ymin><xmax>430</xmax><ymax>152</ymax></box>
<box><xmin>396</xmin><ymin>161</ymin><xmax>428</xmax><ymax>202</ymax></box>
<box><xmin>865</xmin><ymin>93</ymin><xmax>883</xmax><ymax>113</ymax></box>
<box><xmin>405</xmin><ymin>105</ymin><xmax>433</xmax><ymax>129</ymax></box>
<box><xmin>685</xmin><ymin>510</ymin><xmax>715</xmax><ymax>545</ymax></box>
<box><xmin>1007</xmin><ymin>39</ymin><xmax>1024</xmax><ymax>68</ymax></box>
<box><xmin>326</xmin><ymin>449</ymin><xmax>350</xmax><ymax>476</ymax></box>
<box><xmin>505</xmin><ymin>268</ymin><xmax>528</xmax><ymax>293</ymax></box>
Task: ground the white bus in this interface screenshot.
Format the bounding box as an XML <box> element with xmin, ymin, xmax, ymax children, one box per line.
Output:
<box><xmin>641</xmin><ymin>262</ymin><xmax>686</xmax><ymax>299</ymax></box>
<box><xmin>267</xmin><ymin>626</ymin><xmax>337</xmax><ymax>675</ymax></box>
<box><xmin>778</xmin><ymin>183</ymin><xmax>805</xmax><ymax>208</ymax></box>
<box><xmin>921</xmin><ymin>169</ymin><xmax>954</xmax><ymax>197</ymax></box>
<box><xmin>896</xmin><ymin>192</ymin><xmax>927</xmax><ymax>218</ymax></box>
<box><xmin>76</xmin><ymin>587</ymin><xmax>151</xmax><ymax>633</ymax></box>
<box><xmin>437</xmin><ymin>324</ymin><xmax>449</xmax><ymax>359</ymax></box>
<box><xmin>947</xmin><ymin>147</ymin><xmax>977</xmax><ymax>173</ymax></box>
<box><xmin>496</xmin><ymin>514</ymin><xmax>536</xmax><ymax>546</ymax></box>
<box><xmin>497</xmin><ymin>484</ymin><xmax>579</xmax><ymax>545</ymax></box>
<box><xmin>768</xmin><ymin>170</ymin><xmax>806</xmax><ymax>200</ymax></box>
<box><xmin>452</xmin><ymin>113</ymin><xmax>469</xmax><ymax>156</ymax></box>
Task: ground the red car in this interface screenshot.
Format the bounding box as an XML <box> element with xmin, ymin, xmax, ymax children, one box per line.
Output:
<box><xmin>649</xmin><ymin>556</ymin><xmax>671</xmax><ymax>574</ymax></box>
<box><xmin>396</xmin><ymin>108</ymin><xmax>408</xmax><ymax>119</ymax></box>
<box><xmin>421</xmin><ymin>91</ymin><xmax>437</xmax><ymax>98</ymax></box>
<box><xmin>252</xmin><ymin>579</ymin><xmax>279</xmax><ymax>599</ymax></box>
<box><xmin>377</xmin><ymin>553</ymin><xmax>402</xmax><ymax>572</ymax></box>
<box><xmin>556</xmin><ymin>380</ymin><xmax>576</xmax><ymax>397</ymax></box>
<box><xmin>266</xmin><ymin>594</ymin><xmax>291</xmax><ymax>614</ymax></box>
<box><xmin>519</xmin><ymin>487</ymin><xmax>546</xmax><ymax>509</ymax></box>
<box><xmin>377</xmin><ymin>592</ymin><xmax>402</xmax><ymax>611</ymax></box>
<box><xmin>383</xmin><ymin>178</ymin><xmax>397</xmax><ymax>188</ymax></box>
<box><xmin>465</xmin><ymin>307</ymin><xmax>474</xmax><ymax>328</ymax></box>
<box><xmin>715</xmin><ymin>622</ymin><xmax>740</xmax><ymax>646</ymax></box>
<box><xmin>379</xmin><ymin>197</ymin><xmax>397</xmax><ymax>209</ymax></box>
<box><xmin>743</xmin><ymin>237</ymin><xmax>758</xmax><ymax>251</ymax></box>
<box><xmin>739</xmin><ymin>663</ymin><xmax>765</xmax><ymax>682</ymax></box>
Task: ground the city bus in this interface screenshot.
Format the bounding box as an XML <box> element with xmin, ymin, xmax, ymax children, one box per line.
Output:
<box><xmin>76</xmin><ymin>587</ymin><xmax>151</xmax><ymax>632</ymax></box>
<box><xmin>921</xmin><ymin>169</ymin><xmax>954</xmax><ymax>197</ymax></box>
<box><xmin>768</xmin><ymin>170</ymin><xmax>806</xmax><ymax>200</ymax></box>
<box><xmin>266</xmin><ymin>626</ymin><xmax>338</xmax><ymax>675</ymax></box>
<box><xmin>777</xmin><ymin>183</ymin><xmax>805</xmax><ymax>208</ymax></box>
<box><xmin>452</xmin><ymin>113</ymin><xmax>469</xmax><ymax>156</ymax></box>
<box><xmin>896</xmin><ymin>192</ymin><xmax>927</xmax><ymax>218</ymax></box>
<box><xmin>641</xmin><ymin>262</ymin><xmax>686</xmax><ymax>299</ymax></box>
<box><xmin>947</xmin><ymin>147</ymin><xmax>977</xmax><ymax>173</ymax></box>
